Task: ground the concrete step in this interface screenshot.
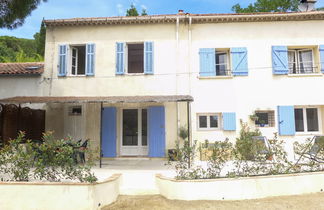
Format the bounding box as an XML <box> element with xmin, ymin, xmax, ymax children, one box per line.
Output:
<box><xmin>119</xmin><ymin>171</ymin><xmax>159</xmax><ymax>195</ymax></box>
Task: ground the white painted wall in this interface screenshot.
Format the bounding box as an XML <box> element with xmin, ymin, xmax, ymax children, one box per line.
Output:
<box><xmin>0</xmin><ymin>76</ymin><xmax>42</xmax><ymax>99</ymax></box>
<box><xmin>43</xmin><ymin>18</ymin><xmax>324</xmax><ymax>157</ymax></box>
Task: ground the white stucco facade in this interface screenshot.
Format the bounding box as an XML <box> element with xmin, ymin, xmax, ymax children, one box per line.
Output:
<box><xmin>39</xmin><ymin>12</ymin><xmax>324</xmax><ymax>158</ymax></box>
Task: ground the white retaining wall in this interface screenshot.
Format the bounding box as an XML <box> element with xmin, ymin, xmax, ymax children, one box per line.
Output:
<box><xmin>0</xmin><ymin>174</ymin><xmax>121</xmax><ymax>210</ymax></box>
<box><xmin>156</xmin><ymin>172</ymin><xmax>324</xmax><ymax>200</ymax></box>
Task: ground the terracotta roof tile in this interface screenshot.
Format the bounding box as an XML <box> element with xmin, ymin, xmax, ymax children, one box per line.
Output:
<box><xmin>0</xmin><ymin>62</ymin><xmax>44</xmax><ymax>75</ymax></box>
<box><xmin>44</xmin><ymin>11</ymin><xmax>324</xmax><ymax>26</ymax></box>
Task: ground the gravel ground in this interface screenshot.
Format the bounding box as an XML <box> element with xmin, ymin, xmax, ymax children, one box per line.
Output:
<box><xmin>103</xmin><ymin>193</ymin><xmax>324</xmax><ymax>210</ymax></box>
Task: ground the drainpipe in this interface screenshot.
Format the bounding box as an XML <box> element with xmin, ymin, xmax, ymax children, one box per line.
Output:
<box><xmin>99</xmin><ymin>102</ymin><xmax>103</xmax><ymax>168</ymax></box>
<box><xmin>176</xmin><ymin>15</ymin><xmax>181</xmax><ymax>139</ymax></box>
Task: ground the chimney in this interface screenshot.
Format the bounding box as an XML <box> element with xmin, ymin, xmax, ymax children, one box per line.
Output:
<box><xmin>178</xmin><ymin>10</ymin><xmax>184</xmax><ymax>15</ymax></box>
<box><xmin>298</xmin><ymin>0</ymin><xmax>317</xmax><ymax>11</ymax></box>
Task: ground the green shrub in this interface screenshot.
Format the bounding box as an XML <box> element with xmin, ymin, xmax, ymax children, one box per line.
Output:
<box><xmin>0</xmin><ymin>132</ymin><xmax>97</xmax><ymax>183</ymax></box>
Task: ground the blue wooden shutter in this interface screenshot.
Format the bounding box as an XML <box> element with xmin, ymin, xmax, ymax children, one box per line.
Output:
<box><xmin>102</xmin><ymin>107</ymin><xmax>117</xmax><ymax>157</ymax></box>
<box><xmin>144</xmin><ymin>42</ymin><xmax>154</xmax><ymax>74</ymax></box>
<box><xmin>86</xmin><ymin>43</ymin><xmax>95</xmax><ymax>76</ymax></box>
<box><xmin>148</xmin><ymin>106</ymin><xmax>165</xmax><ymax>157</ymax></box>
<box><xmin>278</xmin><ymin>106</ymin><xmax>295</xmax><ymax>136</ymax></box>
<box><xmin>320</xmin><ymin>45</ymin><xmax>324</xmax><ymax>73</ymax></box>
<box><xmin>199</xmin><ymin>48</ymin><xmax>215</xmax><ymax>76</ymax></box>
<box><xmin>272</xmin><ymin>46</ymin><xmax>289</xmax><ymax>75</ymax></box>
<box><xmin>231</xmin><ymin>47</ymin><xmax>248</xmax><ymax>76</ymax></box>
<box><xmin>58</xmin><ymin>45</ymin><xmax>67</xmax><ymax>76</ymax></box>
<box><xmin>223</xmin><ymin>112</ymin><xmax>236</xmax><ymax>131</ymax></box>
<box><xmin>116</xmin><ymin>42</ymin><xmax>125</xmax><ymax>75</ymax></box>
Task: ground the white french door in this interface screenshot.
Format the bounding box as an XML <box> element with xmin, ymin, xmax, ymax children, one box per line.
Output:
<box><xmin>120</xmin><ymin>108</ymin><xmax>148</xmax><ymax>156</ymax></box>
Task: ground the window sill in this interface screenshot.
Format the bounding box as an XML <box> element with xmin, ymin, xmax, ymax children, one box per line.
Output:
<box><xmin>116</xmin><ymin>73</ymin><xmax>153</xmax><ymax>76</ymax></box>
<box><xmin>295</xmin><ymin>132</ymin><xmax>322</xmax><ymax>136</ymax></box>
<box><xmin>67</xmin><ymin>75</ymin><xmax>86</xmax><ymax>77</ymax></box>
<box><xmin>198</xmin><ymin>75</ymin><xmax>233</xmax><ymax>80</ymax></box>
<box><xmin>287</xmin><ymin>73</ymin><xmax>323</xmax><ymax>77</ymax></box>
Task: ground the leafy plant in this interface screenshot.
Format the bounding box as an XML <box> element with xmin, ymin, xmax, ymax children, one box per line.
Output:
<box><xmin>0</xmin><ymin>132</ymin><xmax>97</xmax><ymax>183</ymax></box>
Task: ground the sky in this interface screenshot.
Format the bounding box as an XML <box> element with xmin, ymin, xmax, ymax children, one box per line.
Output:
<box><xmin>1</xmin><ymin>0</ymin><xmax>324</xmax><ymax>39</ymax></box>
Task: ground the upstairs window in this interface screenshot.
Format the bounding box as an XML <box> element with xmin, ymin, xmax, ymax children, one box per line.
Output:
<box><xmin>215</xmin><ymin>50</ymin><xmax>230</xmax><ymax>76</ymax></box>
<box><xmin>288</xmin><ymin>49</ymin><xmax>315</xmax><ymax>74</ymax></box>
<box><xmin>116</xmin><ymin>42</ymin><xmax>154</xmax><ymax>75</ymax></box>
<box><xmin>71</xmin><ymin>45</ymin><xmax>86</xmax><ymax>76</ymax></box>
<box><xmin>199</xmin><ymin>47</ymin><xmax>248</xmax><ymax>77</ymax></box>
<box><xmin>128</xmin><ymin>43</ymin><xmax>144</xmax><ymax>73</ymax></box>
<box><xmin>58</xmin><ymin>43</ymin><xmax>95</xmax><ymax>77</ymax></box>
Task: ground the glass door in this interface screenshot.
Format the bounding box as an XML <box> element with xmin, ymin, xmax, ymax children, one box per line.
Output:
<box><xmin>121</xmin><ymin>108</ymin><xmax>148</xmax><ymax>156</ymax></box>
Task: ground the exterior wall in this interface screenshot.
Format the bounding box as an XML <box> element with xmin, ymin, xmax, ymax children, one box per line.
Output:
<box><xmin>0</xmin><ymin>76</ymin><xmax>42</xmax><ymax>99</ymax></box>
<box><xmin>43</xmin><ymin>17</ymin><xmax>324</xmax><ymax>157</ymax></box>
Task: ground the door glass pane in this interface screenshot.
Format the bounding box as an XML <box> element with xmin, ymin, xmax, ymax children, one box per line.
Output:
<box><xmin>142</xmin><ymin>109</ymin><xmax>147</xmax><ymax>146</ymax></box>
<box><xmin>199</xmin><ymin>116</ymin><xmax>207</xmax><ymax>128</ymax></box>
<box><xmin>210</xmin><ymin>115</ymin><xmax>218</xmax><ymax>128</ymax></box>
<box><xmin>294</xmin><ymin>109</ymin><xmax>304</xmax><ymax>132</ymax></box>
<box><xmin>123</xmin><ymin>109</ymin><xmax>138</xmax><ymax>146</ymax></box>
<box><xmin>306</xmin><ymin>108</ymin><xmax>319</xmax><ymax>132</ymax></box>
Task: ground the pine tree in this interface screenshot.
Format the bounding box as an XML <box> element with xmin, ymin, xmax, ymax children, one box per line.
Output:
<box><xmin>0</xmin><ymin>0</ymin><xmax>48</xmax><ymax>29</ymax></box>
<box><xmin>232</xmin><ymin>0</ymin><xmax>299</xmax><ymax>13</ymax></box>
<box><xmin>141</xmin><ymin>9</ymin><xmax>148</xmax><ymax>16</ymax></box>
<box><xmin>33</xmin><ymin>20</ymin><xmax>46</xmax><ymax>56</ymax></box>
<box><xmin>126</xmin><ymin>4</ymin><xmax>139</xmax><ymax>16</ymax></box>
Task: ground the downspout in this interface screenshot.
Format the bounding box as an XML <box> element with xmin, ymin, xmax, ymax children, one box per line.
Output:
<box><xmin>99</xmin><ymin>102</ymin><xmax>103</xmax><ymax>168</ymax></box>
<box><xmin>176</xmin><ymin>16</ymin><xmax>181</xmax><ymax>139</ymax></box>
<box><xmin>187</xmin><ymin>15</ymin><xmax>193</xmax><ymax>147</ymax></box>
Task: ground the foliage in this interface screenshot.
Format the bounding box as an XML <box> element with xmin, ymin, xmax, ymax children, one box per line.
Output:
<box><xmin>126</xmin><ymin>4</ymin><xmax>139</xmax><ymax>16</ymax></box>
<box><xmin>33</xmin><ymin>20</ymin><xmax>46</xmax><ymax>56</ymax></box>
<box><xmin>234</xmin><ymin>121</ymin><xmax>262</xmax><ymax>160</ymax></box>
<box><xmin>0</xmin><ymin>132</ymin><xmax>97</xmax><ymax>183</ymax></box>
<box><xmin>0</xmin><ymin>0</ymin><xmax>47</xmax><ymax>29</ymax></box>
<box><xmin>0</xmin><ymin>36</ymin><xmax>43</xmax><ymax>62</ymax></box>
<box><xmin>179</xmin><ymin>126</ymin><xmax>188</xmax><ymax>141</ymax></box>
<box><xmin>232</xmin><ymin>0</ymin><xmax>299</xmax><ymax>13</ymax></box>
<box><xmin>126</xmin><ymin>4</ymin><xmax>148</xmax><ymax>16</ymax></box>
<box><xmin>141</xmin><ymin>9</ymin><xmax>148</xmax><ymax>16</ymax></box>
<box><xmin>204</xmin><ymin>139</ymin><xmax>233</xmax><ymax>178</ymax></box>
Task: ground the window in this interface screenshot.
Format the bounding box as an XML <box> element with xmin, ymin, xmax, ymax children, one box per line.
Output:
<box><xmin>127</xmin><ymin>43</ymin><xmax>144</xmax><ymax>73</ymax></box>
<box><xmin>68</xmin><ymin>106</ymin><xmax>82</xmax><ymax>116</ymax></box>
<box><xmin>197</xmin><ymin>114</ymin><xmax>220</xmax><ymax>130</ymax></box>
<box><xmin>288</xmin><ymin>49</ymin><xmax>315</xmax><ymax>74</ymax></box>
<box><xmin>215</xmin><ymin>50</ymin><xmax>230</xmax><ymax>76</ymax></box>
<box><xmin>294</xmin><ymin>108</ymin><xmax>319</xmax><ymax>132</ymax></box>
<box><xmin>70</xmin><ymin>45</ymin><xmax>86</xmax><ymax>75</ymax></box>
<box><xmin>255</xmin><ymin>111</ymin><xmax>275</xmax><ymax>127</ymax></box>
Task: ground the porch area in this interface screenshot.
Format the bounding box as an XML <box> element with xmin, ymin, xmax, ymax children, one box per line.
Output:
<box><xmin>0</xmin><ymin>95</ymin><xmax>193</xmax><ymax>163</ymax></box>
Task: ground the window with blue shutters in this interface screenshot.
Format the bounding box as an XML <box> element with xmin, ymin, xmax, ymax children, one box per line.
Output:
<box><xmin>58</xmin><ymin>43</ymin><xmax>96</xmax><ymax>77</ymax></box>
<box><xmin>116</xmin><ymin>41</ymin><xmax>154</xmax><ymax>75</ymax></box>
<box><xmin>222</xmin><ymin>112</ymin><xmax>236</xmax><ymax>131</ymax></box>
<box><xmin>199</xmin><ymin>47</ymin><xmax>248</xmax><ymax>77</ymax></box>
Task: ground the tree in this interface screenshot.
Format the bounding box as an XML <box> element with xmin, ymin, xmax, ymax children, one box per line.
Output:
<box><xmin>0</xmin><ymin>0</ymin><xmax>47</xmax><ymax>29</ymax></box>
<box><xmin>232</xmin><ymin>0</ymin><xmax>299</xmax><ymax>13</ymax></box>
<box><xmin>33</xmin><ymin>20</ymin><xmax>46</xmax><ymax>56</ymax></box>
<box><xmin>126</xmin><ymin>4</ymin><xmax>139</xmax><ymax>16</ymax></box>
<box><xmin>141</xmin><ymin>9</ymin><xmax>148</xmax><ymax>16</ymax></box>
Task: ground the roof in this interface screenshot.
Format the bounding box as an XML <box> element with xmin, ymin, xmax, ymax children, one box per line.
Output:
<box><xmin>0</xmin><ymin>62</ymin><xmax>44</xmax><ymax>76</ymax></box>
<box><xmin>0</xmin><ymin>95</ymin><xmax>194</xmax><ymax>104</ymax></box>
<box><xmin>44</xmin><ymin>11</ymin><xmax>324</xmax><ymax>26</ymax></box>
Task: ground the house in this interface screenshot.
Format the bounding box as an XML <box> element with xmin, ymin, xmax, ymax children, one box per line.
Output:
<box><xmin>1</xmin><ymin>11</ymin><xmax>324</xmax><ymax>160</ymax></box>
